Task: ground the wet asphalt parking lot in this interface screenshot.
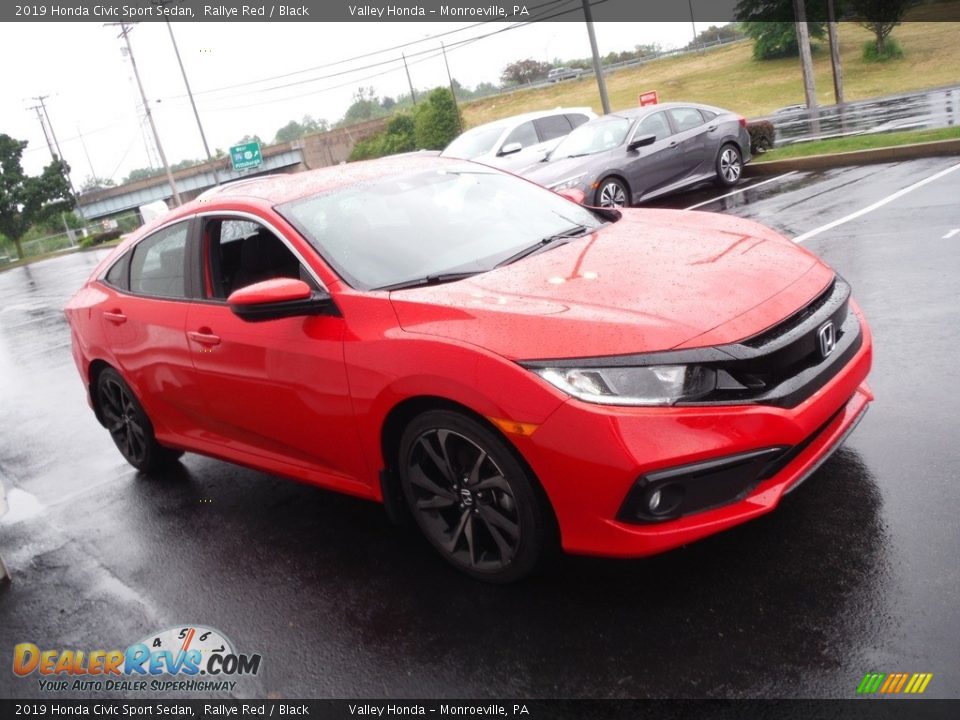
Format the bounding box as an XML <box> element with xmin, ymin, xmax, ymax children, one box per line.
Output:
<box><xmin>0</xmin><ymin>156</ymin><xmax>958</xmax><ymax>700</ymax></box>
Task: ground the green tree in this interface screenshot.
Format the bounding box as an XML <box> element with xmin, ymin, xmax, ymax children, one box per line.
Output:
<box><xmin>0</xmin><ymin>134</ymin><xmax>74</xmax><ymax>259</ymax></box>
<box><xmin>80</xmin><ymin>176</ymin><xmax>115</xmax><ymax>193</ymax></box>
<box><xmin>737</xmin><ymin>0</ymin><xmax>827</xmax><ymax>59</ymax></box>
<box><xmin>342</xmin><ymin>87</ymin><xmax>386</xmax><ymax>125</ymax></box>
<box><xmin>274</xmin><ymin>120</ymin><xmax>306</xmax><ymax>143</ymax></box>
<box><xmin>413</xmin><ymin>88</ymin><xmax>461</xmax><ymax>151</ymax></box>
<box><xmin>500</xmin><ymin>58</ymin><xmax>551</xmax><ymax>85</ymax></box>
<box><xmin>851</xmin><ymin>0</ymin><xmax>915</xmax><ymax>55</ymax></box>
<box><xmin>124</xmin><ymin>166</ymin><xmax>163</xmax><ymax>184</ymax></box>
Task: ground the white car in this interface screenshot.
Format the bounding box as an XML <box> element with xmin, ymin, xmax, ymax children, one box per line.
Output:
<box><xmin>440</xmin><ymin>107</ymin><xmax>597</xmax><ymax>173</ymax></box>
<box><xmin>547</xmin><ymin>67</ymin><xmax>584</xmax><ymax>82</ymax></box>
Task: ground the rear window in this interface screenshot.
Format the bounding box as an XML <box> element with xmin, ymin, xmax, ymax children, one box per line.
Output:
<box><xmin>669</xmin><ymin>107</ymin><xmax>706</xmax><ymax>132</ymax></box>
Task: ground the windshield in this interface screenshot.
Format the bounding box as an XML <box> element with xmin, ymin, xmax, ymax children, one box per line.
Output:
<box><xmin>551</xmin><ymin>117</ymin><xmax>632</xmax><ymax>158</ymax></box>
<box><xmin>441</xmin><ymin>125</ymin><xmax>507</xmax><ymax>159</ymax></box>
<box><xmin>277</xmin><ymin>165</ymin><xmax>608</xmax><ymax>291</ymax></box>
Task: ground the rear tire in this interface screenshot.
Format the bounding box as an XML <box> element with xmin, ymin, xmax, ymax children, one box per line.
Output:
<box><xmin>96</xmin><ymin>368</ymin><xmax>182</xmax><ymax>473</ymax></box>
<box><xmin>715</xmin><ymin>144</ymin><xmax>743</xmax><ymax>187</ymax></box>
<box><xmin>595</xmin><ymin>177</ymin><xmax>629</xmax><ymax>208</ymax></box>
<box><xmin>398</xmin><ymin>410</ymin><xmax>549</xmax><ymax>583</ymax></box>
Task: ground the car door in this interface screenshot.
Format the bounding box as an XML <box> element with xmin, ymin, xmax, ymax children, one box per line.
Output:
<box><xmin>532</xmin><ymin>114</ymin><xmax>574</xmax><ymax>162</ymax></box>
<box><xmin>184</xmin><ymin>212</ymin><xmax>365</xmax><ymax>486</ymax></box>
<box><xmin>97</xmin><ymin>218</ymin><xmax>209</xmax><ymax>438</ymax></box>
<box><xmin>667</xmin><ymin>107</ymin><xmax>714</xmax><ymax>180</ymax></box>
<box><xmin>494</xmin><ymin>120</ymin><xmax>542</xmax><ymax>171</ymax></box>
<box><xmin>621</xmin><ymin>111</ymin><xmax>682</xmax><ymax>200</ymax></box>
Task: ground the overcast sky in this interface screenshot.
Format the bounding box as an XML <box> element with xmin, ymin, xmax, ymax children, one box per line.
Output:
<box><xmin>1</xmin><ymin>20</ymin><xmax>716</xmax><ymax>184</ymax></box>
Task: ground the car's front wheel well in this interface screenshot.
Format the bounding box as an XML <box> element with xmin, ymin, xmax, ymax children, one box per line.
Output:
<box><xmin>379</xmin><ymin>396</ymin><xmax>560</xmax><ymax>545</ymax></box>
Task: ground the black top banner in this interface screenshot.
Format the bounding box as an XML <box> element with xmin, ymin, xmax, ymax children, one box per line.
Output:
<box><xmin>4</xmin><ymin>0</ymin><xmax>960</xmax><ymax>23</ymax></box>
<box><xmin>1</xmin><ymin>700</ymin><xmax>960</xmax><ymax>720</ymax></box>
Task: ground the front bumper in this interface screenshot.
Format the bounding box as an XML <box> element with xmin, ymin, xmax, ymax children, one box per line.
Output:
<box><xmin>514</xmin><ymin>311</ymin><xmax>873</xmax><ymax>558</ymax></box>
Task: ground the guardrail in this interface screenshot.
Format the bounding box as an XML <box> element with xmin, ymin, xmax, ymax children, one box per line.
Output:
<box><xmin>753</xmin><ymin>85</ymin><xmax>960</xmax><ymax>145</ymax></box>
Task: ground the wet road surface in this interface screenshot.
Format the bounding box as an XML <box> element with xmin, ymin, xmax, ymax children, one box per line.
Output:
<box><xmin>1</xmin><ymin>157</ymin><xmax>958</xmax><ymax>699</ymax></box>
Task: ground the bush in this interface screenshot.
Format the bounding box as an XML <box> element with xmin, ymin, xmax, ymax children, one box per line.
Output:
<box><xmin>863</xmin><ymin>38</ymin><xmax>903</xmax><ymax>62</ymax></box>
<box><xmin>747</xmin><ymin>120</ymin><xmax>776</xmax><ymax>154</ymax></box>
<box><xmin>80</xmin><ymin>229</ymin><xmax>122</xmax><ymax>249</ymax></box>
<box><xmin>413</xmin><ymin>88</ymin><xmax>461</xmax><ymax>151</ymax></box>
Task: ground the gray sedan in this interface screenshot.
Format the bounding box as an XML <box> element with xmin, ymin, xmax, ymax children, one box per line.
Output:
<box><xmin>522</xmin><ymin>102</ymin><xmax>751</xmax><ymax>207</ymax></box>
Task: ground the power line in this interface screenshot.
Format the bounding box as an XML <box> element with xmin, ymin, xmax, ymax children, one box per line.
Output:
<box><xmin>161</xmin><ymin>0</ymin><xmax>574</xmax><ymax>103</ymax></box>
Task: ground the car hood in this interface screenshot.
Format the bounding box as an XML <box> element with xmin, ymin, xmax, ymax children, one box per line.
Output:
<box><xmin>524</xmin><ymin>153</ymin><xmax>606</xmax><ymax>186</ymax></box>
<box><xmin>390</xmin><ymin>209</ymin><xmax>834</xmax><ymax>361</ymax></box>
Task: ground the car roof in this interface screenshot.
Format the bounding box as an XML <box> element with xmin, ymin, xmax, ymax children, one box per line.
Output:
<box><xmin>603</xmin><ymin>102</ymin><xmax>726</xmax><ymax>121</ymax></box>
<box><xmin>188</xmin><ymin>155</ymin><xmax>472</xmax><ymax>207</ymax></box>
<box><xmin>464</xmin><ymin>106</ymin><xmax>595</xmax><ymax>132</ymax></box>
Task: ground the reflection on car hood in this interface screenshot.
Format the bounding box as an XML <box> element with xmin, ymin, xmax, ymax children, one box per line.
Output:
<box><xmin>523</xmin><ymin>154</ymin><xmax>604</xmax><ymax>186</ymax></box>
<box><xmin>390</xmin><ymin>210</ymin><xmax>834</xmax><ymax>361</ymax></box>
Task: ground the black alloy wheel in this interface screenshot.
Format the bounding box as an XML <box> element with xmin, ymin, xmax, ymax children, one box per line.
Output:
<box><xmin>398</xmin><ymin>410</ymin><xmax>549</xmax><ymax>583</ymax></box>
<box><xmin>96</xmin><ymin>367</ymin><xmax>182</xmax><ymax>473</ymax></box>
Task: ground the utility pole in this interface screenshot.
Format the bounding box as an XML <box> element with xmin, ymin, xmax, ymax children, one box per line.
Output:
<box><xmin>687</xmin><ymin>0</ymin><xmax>698</xmax><ymax>50</ymax></box>
<box><xmin>34</xmin><ymin>95</ymin><xmax>83</xmax><ymax>220</ymax></box>
<box><xmin>793</xmin><ymin>0</ymin><xmax>820</xmax><ymax>133</ymax></box>
<box><xmin>827</xmin><ymin>0</ymin><xmax>844</xmax><ymax>105</ymax></box>
<box><xmin>581</xmin><ymin>0</ymin><xmax>610</xmax><ymax>114</ymax></box>
<box><xmin>28</xmin><ymin>104</ymin><xmax>56</xmax><ymax>161</ymax></box>
<box><xmin>165</xmin><ymin>18</ymin><xmax>220</xmax><ymax>185</ymax></box>
<box><xmin>402</xmin><ymin>51</ymin><xmax>417</xmax><ymax>105</ymax></box>
<box><xmin>440</xmin><ymin>41</ymin><xmax>463</xmax><ymax>133</ymax></box>
<box><xmin>108</xmin><ymin>22</ymin><xmax>182</xmax><ymax>205</ymax></box>
<box><xmin>77</xmin><ymin>126</ymin><xmax>99</xmax><ymax>181</ymax></box>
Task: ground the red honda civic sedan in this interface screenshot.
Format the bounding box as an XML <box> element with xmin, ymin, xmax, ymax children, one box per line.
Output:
<box><xmin>65</xmin><ymin>156</ymin><xmax>872</xmax><ymax>582</ymax></box>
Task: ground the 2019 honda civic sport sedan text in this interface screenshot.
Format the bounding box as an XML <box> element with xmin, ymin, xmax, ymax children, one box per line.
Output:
<box><xmin>65</xmin><ymin>157</ymin><xmax>873</xmax><ymax>583</ymax></box>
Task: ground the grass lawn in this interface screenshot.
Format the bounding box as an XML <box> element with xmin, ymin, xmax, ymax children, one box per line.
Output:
<box><xmin>0</xmin><ymin>240</ymin><xmax>120</xmax><ymax>273</ymax></box>
<box><xmin>461</xmin><ymin>4</ymin><xmax>960</xmax><ymax>127</ymax></box>
<box><xmin>755</xmin><ymin>126</ymin><xmax>960</xmax><ymax>161</ymax></box>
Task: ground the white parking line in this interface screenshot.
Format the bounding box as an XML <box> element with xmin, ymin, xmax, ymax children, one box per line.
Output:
<box><xmin>684</xmin><ymin>171</ymin><xmax>798</xmax><ymax>211</ymax></box>
<box><xmin>943</xmin><ymin>228</ymin><xmax>960</xmax><ymax>239</ymax></box>
<box><xmin>793</xmin><ymin>160</ymin><xmax>960</xmax><ymax>243</ymax></box>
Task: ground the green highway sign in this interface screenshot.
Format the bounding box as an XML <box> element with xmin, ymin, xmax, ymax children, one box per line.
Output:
<box><xmin>229</xmin><ymin>141</ymin><xmax>262</xmax><ymax>171</ymax></box>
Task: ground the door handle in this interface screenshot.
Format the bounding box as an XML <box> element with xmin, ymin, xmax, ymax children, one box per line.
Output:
<box><xmin>708</xmin><ymin>124</ymin><xmax>718</xmax><ymax>132</ymax></box>
<box><xmin>668</xmin><ymin>141</ymin><xmax>680</xmax><ymax>149</ymax></box>
<box><xmin>104</xmin><ymin>310</ymin><xmax>127</xmax><ymax>325</ymax></box>
<box><xmin>188</xmin><ymin>330</ymin><xmax>221</xmax><ymax>346</ymax></box>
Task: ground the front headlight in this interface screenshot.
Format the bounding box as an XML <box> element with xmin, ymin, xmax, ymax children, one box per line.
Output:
<box><xmin>534</xmin><ymin>365</ymin><xmax>717</xmax><ymax>406</ymax></box>
<box><xmin>547</xmin><ymin>174</ymin><xmax>587</xmax><ymax>192</ymax></box>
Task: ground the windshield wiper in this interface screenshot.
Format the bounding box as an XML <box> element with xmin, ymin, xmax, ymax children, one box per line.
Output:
<box><xmin>495</xmin><ymin>225</ymin><xmax>591</xmax><ymax>268</ymax></box>
<box><xmin>377</xmin><ymin>271</ymin><xmax>482</xmax><ymax>292</ymax></box>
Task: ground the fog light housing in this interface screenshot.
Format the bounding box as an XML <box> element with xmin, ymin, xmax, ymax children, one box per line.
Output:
<box><xmin>618</xmin><ymin>447</ymin><xmax>788</xmax><ymax>524</ymax></box>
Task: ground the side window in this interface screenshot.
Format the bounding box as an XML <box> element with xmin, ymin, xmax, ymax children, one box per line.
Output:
<box><xmin>104</xmin><ymin>253</ymin><xmax>129</xmax><ymax>290</ymax></box>
<box><xmin>668</xmin><ymin>107</ymin><xmax>706</xmax><ymax>133</ymax></box>
<box><xmin>204</xmin><ymin>218</ymin><xmax>313</xmax><ymax>299</ymax></box>
<box><xmin>502</xmin><ymin>121</ymin><xmax>538</xmax><ymax>150</ymax></box>
<box><xmin>637</xmin><ymin>112</ymin><xmax>671</xmax><ymax>141</ymax></box>
<box><xmin>129</xmin><ymin>222</ymin><xmax>190</xmax><ymax>299</ymax></box>
<box><xmin>534</xmin><ymin>114</ymin><xmax>572</xmax><ymax>142</ymax></box>
<box><xmin>566</xmin><ymin>113</ymin><xmax>590</xmax><ymax>129</ymax></box>
<box><xmin>701</xmin><ymin>110</ymin><xmax>718</xmax><ymax>121</ymax></box>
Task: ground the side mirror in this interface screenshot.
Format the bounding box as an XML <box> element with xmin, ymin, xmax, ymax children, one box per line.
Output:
<box><xmin>498</xmin><ymin>142</ymin><xmax>522</xmax><ymax>157</ymax></box>
<box><xmin>627</xmin><ymin>134</ymin><xmax>657</xmax><ymax>151</ymax></box>
<box><xmin>227</xmin><ymin>278</ymin><xmax>336</xmax><ymax>322</ymax></box>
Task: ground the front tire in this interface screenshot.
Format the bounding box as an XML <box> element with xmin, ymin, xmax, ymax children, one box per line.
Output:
<box><xmin>398</xmin><ymin>410</ymin><xmax>548</xmax><ymax>583</ymax></box>
<box><xmin>96</xmin><ymin>367</ymin><xmax>182</xmax><ymax>473</ymax></box>
<box><xmin>715</xmin><ymin>144</ymin><xmax>743</xmax><ymax>187</ymax></box>
<box><xmin>595</xmin><ymin>177</ymin><xmax>629</xmax><ymax>208</ymax></box>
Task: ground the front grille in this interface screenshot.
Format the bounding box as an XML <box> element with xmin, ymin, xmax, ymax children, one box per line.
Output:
<box><xmin>673</xmin><ymin>276</ymin><xmax>860</xmax><ymax>408</ymax></box>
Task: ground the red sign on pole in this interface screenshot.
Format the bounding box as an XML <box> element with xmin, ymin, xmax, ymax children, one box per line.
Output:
<box><xmin>638</xmin><ymin>90</ymin><xmax>659</xmax><ymax>107</ymax></box>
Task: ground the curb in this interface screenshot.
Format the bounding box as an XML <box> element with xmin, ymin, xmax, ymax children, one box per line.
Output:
<box><xmin>745</xmin><ymin>138</ymin><xmax>960</xmax><ymax>176</ymax></box>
